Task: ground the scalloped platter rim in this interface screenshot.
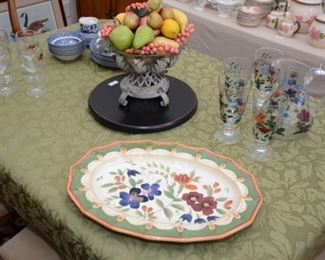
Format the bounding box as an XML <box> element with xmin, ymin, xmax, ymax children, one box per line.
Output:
<box><xmin>67</xmin><ymin>140</ymin><xmax>263</xmax><ymax>243</ymax></box>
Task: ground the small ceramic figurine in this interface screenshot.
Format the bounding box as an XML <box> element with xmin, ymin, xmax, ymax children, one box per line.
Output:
<box><xmin>308</xmin><ymin>13</ymin><xmax>325</xmax><ymax>48</ymax></box>
<box><xmin>266</xmin><ymin>10</ymin><xmax>286</xmax><ymax>29</ymax></box>
<box><xmin>277</xmin><ymin>11</ymin><xmax>300</xmax><ymax>36</ymax></box>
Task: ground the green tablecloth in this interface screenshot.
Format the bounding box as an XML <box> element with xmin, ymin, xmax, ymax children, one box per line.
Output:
<box><xmin>0</xmin><ymin>30</ymin><xmax>324</xmax><ymax>260</ymax></box>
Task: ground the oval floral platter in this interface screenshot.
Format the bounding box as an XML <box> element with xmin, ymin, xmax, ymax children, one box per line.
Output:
<box><xmin>67</xmin><ymin>140</ymin><xmax>263</xmax><ymax>242</ymax></box>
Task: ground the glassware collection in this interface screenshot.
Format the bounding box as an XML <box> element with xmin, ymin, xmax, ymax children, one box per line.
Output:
<box><xmin>0</xmin><ymin>29</ymin><xmax>45</xmax><ymax>98</ymax></box>
<box><xmin>215</xmin><ymin>47</ymin><xmax>323</xmax><ymax>162</ymax></box>
<box><xmin>15</xmin><ymin>30</ymin><xmax>46</xmax><ymax>97</ymax></box>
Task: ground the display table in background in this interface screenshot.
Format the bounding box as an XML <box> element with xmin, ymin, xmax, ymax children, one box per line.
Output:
<box><xmin>0</xmin><ymin>26</ymin><xmax>325</xmax><ymax>260</ymax></box>
<box><xmin>164</xmin><ymin>0</ymin><xmax>325</xmax><ymax>67</ymax></box>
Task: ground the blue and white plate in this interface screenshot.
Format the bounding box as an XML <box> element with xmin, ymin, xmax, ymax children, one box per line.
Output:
<box><xmin>91</xmin><ymin>54</ymin><xmax>119</xmax><ymax>68</ymax></box>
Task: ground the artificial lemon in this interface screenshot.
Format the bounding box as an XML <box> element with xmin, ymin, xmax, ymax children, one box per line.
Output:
<box><xmin>160</xmin><ymin>19</ymin><xmax>180</xmax><ymax>39</ymax></box>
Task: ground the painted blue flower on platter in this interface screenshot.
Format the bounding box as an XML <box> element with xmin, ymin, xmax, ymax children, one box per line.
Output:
<box><xmin>119</xmin><ymin>188</ymin><xmax>148</xmax><ymax>209</ymax></box>
<box><xmin>127</xmin><ymin>169</ymin><xmax>141</xmax><ymax>177</ymax></box>
<box><xmin>194</xmin><ymin>218</ymin><xmax>206</xmax><ymax>224</ymax></box>
<box><xmin>207</xmin><ymin>216</ymin><xmax>219</xmax><ymax>221</ymax></box>
<box><xmin>180</xmin><ymin>213</ymin><xmax>192</xmax><ymax>223</ymax></box>
<box><xmin>141</xmin><ymin>183</ymin><xmax>162</xmax><ymax>200</ymax></box>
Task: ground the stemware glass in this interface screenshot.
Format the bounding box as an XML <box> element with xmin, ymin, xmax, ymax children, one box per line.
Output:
<box><xmin>214</xmin><ymin>57</ymin><xmax>252</xmax><ymax>145</ymax></box>
<box><xmin>249</xmin><ymin>92</ymin><xmax>288</xmax><ymax>161</ymax></box>
<box><xmin>194</xmin><ymin>0</ymin><xmax>208</xmax><ymax>11</ymax></box>
<box><xmin>254</xmin><ymin>47</ymin><xmax>284</xmax><ymax>105</ymax></box>
<box><xmin>15</xmin><ymin>30</ymin><xmax>45</xmax><ymax>97</ymax></box>
<box><xmin>0</xmin><ymin>47</ymin><xmax>14</xmax><ymax>96</ymax></box>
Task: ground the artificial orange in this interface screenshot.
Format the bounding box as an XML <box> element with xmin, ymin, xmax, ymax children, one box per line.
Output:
<box><xmin>160</xmin><ymin>19</ymin><xmax>180</xmax><ymax>39</ymax></box>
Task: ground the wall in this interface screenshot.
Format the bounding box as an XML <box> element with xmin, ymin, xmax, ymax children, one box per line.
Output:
<box><xmin>0</xmin><ymin>0</ymin><xmax>78</xmax><ymax>40</ymax></box>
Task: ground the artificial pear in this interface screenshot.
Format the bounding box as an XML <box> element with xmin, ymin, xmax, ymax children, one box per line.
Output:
<box><xmin>147</xmin><ymin>12</ymin><xmax>163</xmax><ymax>29</ymax></box>
<box><xmin>109</xmin><ymin>25</ymin><xmax>134</xmax><ymax>51</ymax></box>
<box><xmin>160</xmin><ymin>7</ymin><xmax>174</xmax><ymax>20</ymax></box>
<box><xmin>133</xmin><ymin>25</ymin><xmax>155</xmax><ymax>49</ymax></box>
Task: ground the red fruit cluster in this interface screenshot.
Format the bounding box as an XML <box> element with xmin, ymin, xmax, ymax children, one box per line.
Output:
<box><xmin>125</xmin><ymin>2</ymin><xmax>147</xmax><ymax>12</ymax></box>
<box><xmin>100</xmin><ymin>23</ymin><xmax>114</xmax><ymax>38</ymax></box>
<box><xmin>125</xmin><ymin>42</ymin><xmax>180</xmax><ymax>55</ymax></box>
<box><xmin>176</xmin><ymin>24</ymin><xmax>195</xmax><ymax>45</ymax></box>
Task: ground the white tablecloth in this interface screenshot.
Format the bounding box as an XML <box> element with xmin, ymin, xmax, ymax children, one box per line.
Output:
<box><xmin>164</xmin><ymin>0</ymin><xmax>325</xmax><ymax>67</ymax></box>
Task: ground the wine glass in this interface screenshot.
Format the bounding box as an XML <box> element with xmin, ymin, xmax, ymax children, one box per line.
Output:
<box><xmin>214</xmin><ymin>57</ymin><xmax>252</xmax><ymax>144</ymax></box>
<box><xmin>249</xmin><ymin>92</ymin><xmax>288</xmax><ymax>161</ymax></box>
<box><xmin>0</xmin><ymin>47</ymin><xmax>14</xmax><ymax>96</ymax></box>
<box><xmin>254</xmin><ymin>47</ymin><xmax>284</xmax><ymax>104</ymax></box>
<box><xmin>15</xmin><ymin>30</ymin><xmax>46</xmax><ymax>97</ymax></box>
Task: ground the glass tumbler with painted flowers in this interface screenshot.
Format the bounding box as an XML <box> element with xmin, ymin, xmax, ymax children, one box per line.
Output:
<box><xmin>215</xmin><ymin>57</ymin><xmax>252</xmax><ymax>144</ymax></box>
<box><xmin>270</xmin><ymin>58</ymin><xmax>314</xmax><ymax>140</ymax></box>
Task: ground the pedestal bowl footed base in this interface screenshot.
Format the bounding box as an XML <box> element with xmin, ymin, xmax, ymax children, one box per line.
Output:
<box><xmin>88</xmin><ymin>74</ymin><xmax>198</xmax><ymax>133</ymax></box>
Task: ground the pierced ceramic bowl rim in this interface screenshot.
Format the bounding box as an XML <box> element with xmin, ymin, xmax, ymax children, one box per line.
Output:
<box><xmin>67</xmin><ymin>140</ymin><xmax>263</xmax><ymax>243</ymax></box>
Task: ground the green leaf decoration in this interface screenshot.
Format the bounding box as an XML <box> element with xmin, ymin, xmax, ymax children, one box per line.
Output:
<box><xmin>166</xmin><ymin>166</ymin><xmax>170</xmax><ymax>172</ymax></box>
<box><xmin>101</xmin><ymin>183</ymin><xmax>114</xmax><ymax>188</ymax></box>
<box><xmin>117</xmin><ymin>169</ymin><xmax>123</xmax><ymax>175</ymax></box>
<box><xmin>216</xmin><ymin>208</ymin><xmax>227</xmax><ymax>215</ymax></box>
<box><xmin>156</xmin><ymin>198</ymin><xmax>164</xmax><ymax>208</ymax></box>
<box><xmin>171</xmin><ymin>204</ymin><xmax>185</xmax><ymax>211</ymax></box>
<box><xmin>136</xmin><ymin>179</ymin><xmax>143</xmax><ymax>184</ymax></box>
<box><xmin>216</xmin><ymin>197</ymin><xmax>228</xmax><ymax>202</ymax></box>
<box><xmin>193</xmin><ymin>176</ymin><xmax>201</xmax><ymax>182</ymax></box>
<box><xmin>129</xmin><ymin>178</ymin><xmax>136</xmax><ymax>187</ymax></box>
<box><xmin>163</xmin><ymin>208</ymin><xmax>173</xmax><ymax>220</ymax></box>
<box><xmin>135</xmin><ymin>210</ymin><xmax>144</xmax><ymax>217</ymax></box>
<box><xmin>108</xmin><ymin>171</ymin><xmax>117</xmax><ymax>175</ymax></box>
<box><xmin>164</xmin><ymin>190</ymin><xmax>175</xmax><ymax>199</ymax></box>
<box><xmin>160</xmin><ymin>163</ymin><xmax>165</xmax><ymax>169</ymax></box>
<box><xmin>177</xmin><ymin>185</ymin><xmax>184</xmax><ymax>195</ymax></box>
<box><xmin>156</xmin><ymin>179</ymin><xmax>162</xmax><ymax>183</ymax></box>
<box><xmin>108</xmin><ymin>187</ymin><xmax>118</xmax><ymax>193</ymax></box>
<box><xmin>153</xmin><ymin>162</ymin><xmax>158</xmax><ymax>167</ymax></box>
<box><xmin>207</xmin><ymin>186</ymin><xmax>213</xmax><ymax>196</ymax></box>
<box><xmin>190</xmin><ymin>170</ymin><xmax>195</xmax><ymax>178</ymax></box>
<box><xmin>167</xmin><ymin>185</ymin><xmax>174</xmax><ymax>194</ymax></box>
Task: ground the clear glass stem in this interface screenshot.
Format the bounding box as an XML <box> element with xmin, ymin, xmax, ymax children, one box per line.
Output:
<box><xmin>223</xmin><ymin>123</ymin><xmax>236</xmax><ymax>137</ymax></box>
<box><xmin>255</xmin><ymin>142</ymin><xmax>268</xmax><ymax>153</ymax></box>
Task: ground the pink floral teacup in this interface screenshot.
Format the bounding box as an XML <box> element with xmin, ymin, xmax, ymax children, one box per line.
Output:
<box><xmin>277</xmin><ymin>19</ymin><xmax>300</xmax><ymax>37</ymax></box>
<box><xmin>308</xmin><ymin>14</ymin><xmax>325</xmax><ymax>49</ymax></box>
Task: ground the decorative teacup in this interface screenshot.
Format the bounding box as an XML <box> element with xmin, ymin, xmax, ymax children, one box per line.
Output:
<box><xmin>266</xmin><ymin>11</ymin><xmax>285</xmax><ymax>29</ymax></box>
<box><xmin>308</xmin><ymin>13</ymin><xmax>325</xmax><ymax>49</ymax></box>
<box><xmin>79</xmin><ymin>17</ymin><xmax>99</xmax><ymax>34</ymax></box>
<box><xmin>277</xmin><ymin>17</ymin><xmax>300</xmax><ymax>37</ymax></box>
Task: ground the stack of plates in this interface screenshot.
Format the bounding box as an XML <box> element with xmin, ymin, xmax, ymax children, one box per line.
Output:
<box><xmin>237</xmin><ymin>5</ymin><xmax>263</xmax><ymax>27</ymax></box>
<box><xmin>89</xmin><ymin>37</ymin><xmax>119</xmax><ymax>68</ymax></box>
<box><xmin>48</xmin><ymin>31</ymin><xmax>86</xmax><ymax>61</ymax></box>
<box><xmin>245</xmin><ymin>0</ymin><xmax>274</xmax><ymax>17</ymax></box>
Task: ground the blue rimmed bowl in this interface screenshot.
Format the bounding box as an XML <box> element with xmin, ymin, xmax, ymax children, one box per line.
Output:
<box><xmin>47</xmin><ymin>31</ymin><xmax>86</xmax><ymax>61</ymax></box>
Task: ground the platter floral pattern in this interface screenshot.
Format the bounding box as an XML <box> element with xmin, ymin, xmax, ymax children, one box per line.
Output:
<box><xmin>68</xmin><ymin>140</ymin><xmax>263</xmax><ymax>242</ymax></box>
